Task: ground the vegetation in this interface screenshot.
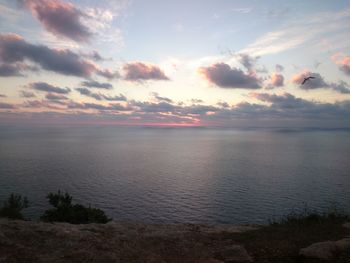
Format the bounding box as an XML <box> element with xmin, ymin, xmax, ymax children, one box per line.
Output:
<box><xmin>40</xmin><ymin>190</ymin><xmax>111</xmax><ymax>224</ymax></box>
<box><xmin>219</xmin><ymin>207</ymin><xmax>350</xmax><ymax>263</ymax></box>
<box><xmin>0</xmin><ymin>193</ymin><xmax>29</xmax><ymax>220</ymax></box>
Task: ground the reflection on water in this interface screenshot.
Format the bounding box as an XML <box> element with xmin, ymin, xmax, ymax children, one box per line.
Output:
<box><xmin>0</xmin><ymin>126</ymin><xmax>349</xmax><ymax>224</ymax></box>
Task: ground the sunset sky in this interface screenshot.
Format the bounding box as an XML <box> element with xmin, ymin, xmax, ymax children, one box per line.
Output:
<box><xmin>1</xmin><ymin>0</ymin><xmax>350</xmax><ymax>127</ymax></box>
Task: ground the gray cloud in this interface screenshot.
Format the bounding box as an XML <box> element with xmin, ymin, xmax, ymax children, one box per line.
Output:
<box><xmin>29</xmin><ymin>82</ymin><xmax>71</xmax><ymax>94</ymax></box>
<box><xmin>191</xmin><ymin>99</ymin><xmax>204</xmax><ymax>104</ymax></box>
<box><xmin>76</xmin><ymin>87</ymin><xmax>126</xmax><ymax>101</ymax></box>
<box><xmin>0</xmin><ymin>94</ymin><xmax>6</xmax><ymax>98</ymax></box>
<box><xmin>20</xmin><ymin>0</ymin><xmax>91</xmax><ymax>42</ymax></box>
<box><xmin>123</xmin><ymin>62</ymin><xmax>169</xmax><ymax>81</ymax></box>
<box><xmin>45</xmin><ymin>93</ymin><xmax>68</xmax><ymax>101</ymax></box>
<box><xmin>275</xmin><ymin>64</ymin><xmax>284</xmax><ymax>72</ymax></box>
<box><xmin>0</xmin><ymin>102</ymin><xmax>16</xmax><ymax>109</ymax></box>
<box><xmin>199</xmin><ymin>63</ymin><xmax>261</xmax><ymax>89</ymax></box>
<box><xmin>330</xmin><ymin>81</ymin><xmax>350</xmax><ymax>94</ymax></box>
<box><xmin>237</xmin><ymin>53</ymin><xmax>259</xmax><ymax>71</ymax></box>
<box><xmin>292</xmin><ymin>71</ymin><xmax>350</xmax><ymax>94</ymax></box>
<box><xmin>19</xmin><ymin>90</ymin><xmax>36</xmax><ymax>98</ymax></box>
<box><xmin>81</xmin><ymin>80</ymin><xmax>113</xmax><ymax>89</ymax></box>
<box><xmin>0</xmin><ymin>63</ymin><xmax>38</xmax><ymax>77</ymax></box>
<box><xmin>0</xmin><ymin>33</ymin><xmax>115</xmax><ymax>78</ymax></box>
<box><xmin>151</xmin><ymin>92</ymin><xmax>173</xmax><ymax>103</ymax></box>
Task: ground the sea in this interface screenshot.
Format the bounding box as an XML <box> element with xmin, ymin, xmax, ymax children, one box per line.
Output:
<box><xmin>0</xmin><ymin>125</ymin><xmax>349</xmax><ymax>224</ymax></box>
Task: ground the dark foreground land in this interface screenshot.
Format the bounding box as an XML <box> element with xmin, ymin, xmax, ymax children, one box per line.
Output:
<box><xmin>0</xmin><ymin>215</ymin><xmax>350</xmax><ymax>263</ymax></box>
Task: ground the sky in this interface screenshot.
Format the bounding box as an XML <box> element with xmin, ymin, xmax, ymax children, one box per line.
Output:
<box><xmin>0</xmin><ymin>0</ymin><xmax>350</xmax><ymax>127</ymax></box>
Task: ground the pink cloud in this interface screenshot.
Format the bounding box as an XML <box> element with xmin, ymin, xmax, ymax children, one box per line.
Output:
<box><xmin>123</xmin><ymin>62</ymin><xmax>169</xmax><ymax>81</ymax></box>
<box><xmin>21</xmin><ymin>0</ymin><xmax>91</xmax><ymax>42</ymax></box>
<box><xmin>199</xmin><ymin>63</ymin><xmax>261</xmax><ymax>89</ymax></box>
<box><xmin>332</xmin><ymin>53</ymin><xmax>350</xmax><ymax>76</ymax></box>
<box><xmin>270</xmin><ymin>73</ymin><xmax>284</xmax><ymax>87</ymax></box>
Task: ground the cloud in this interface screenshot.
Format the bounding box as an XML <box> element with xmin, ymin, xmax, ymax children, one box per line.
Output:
<box><xmin>0</xmin><ymin>63</ymin><xmax>38</xmax><ymax>77</ymax></box>
<box><xmin>2</xmin><ymin>91</ymin><xmax>350</xmax><ymax>127</ymax></box>
<box><xmin>0</xmin><ymin>102</ymin><xmax>16</xmax><ymax>109</ymax></box>
<box><xmin>0</xmin><ymin>94</ymin><xmax>6</xmax><ymax>98</ymax></box>
<box><xmin>236</xmin><ymin>53</ymin><xmax>258</xmax><ymax>71</ymax></box>
<box><xmin>241</xmin><ymin>8</ymin><xmax>350</xmax><ymax>56</ymax></box>
<box><xmin>199</xmin><ymin>63</ymin><xmax>261</xmax><ymax>89</ymax></box>
<box><xmin>19</xmin><ymin>90</ymin><xmax>36</xmax><ymax>98</ymax></box>
<box><xmin>332</xmin><ymin>53</ymin><xmax>350</xmax><ymax>76</ymax></box>
<box><xmin>29</xmin><ymin>82</ymin><xmax>71</xmax><ymax>94</ymax></box>
<box><xmin>68</xmin><ymin>101</ymin><xmax>131</xmax><ymax>111</ymax></box>
<box><xmin>217</xmin><ymin>101</ymin><xmax>230</xmax><ymax>108</ymax></box>
<box><xmin>330</xmin><ymin>81</ymin><xmax>350</xmax><ymax>94</ymax></box>
<box><xmin>45</xmin><ymin>93</ymin><xmax>68</xmax><ymax>101</ymax></box>
<box><xmin>292</xmin><ymin>70</ymin><xmax>350</xmax><ymax>93</ymax></box>
<box><xmin>123</xmin><ymin>62</ymin><xmax>169</xmax><ymax>81</ymax></box>
<box><xmin>76</xmin><ymin>87</ymin><xmax>126</xmax><ymax>101</ymax></box>
<box><xmin>269</xmin><ymin>73</ymin><xmax>284</xmax><ymax>87</ymax></box>
<box><xmin>81</xmin><ymin>51</ymin><xmax>109</xmax><ymax>62</ymax></box>
<box><xmin>191</xmin><ymin>99</ymin><xmax>204</xmax><ymax>104</ymax></box>
<box><xmin>0</xmin><ymin>33</ymin><xmax>114</xmax><ymax>78</ymax></box>
<box><xmin>275</xmin><ymin>64</ymin><xmax>284</xmax><ymax>72</ymax></box>
<box><xmin>95</xmin><ymin>68</ymin><xmax>120</xmax><ymax>80</ymax></box>
<box><xmin>76</xmin><ymin>87</ymin><xmax>102</xmax><ymax>100</ymax></box>
<box><xmin>81</xmin><ymin>80</ymin><xmax>113</xmax><ymax>89</ymax></box>
<box><xmin>151</xmin><ymin>92</ymin><xmax>173</xmax><ymax>103</ymax></box>
<box><xmin>20</xmin><ymin>0</ymin><xmax>91</xmax><ymax>42</ymax></box>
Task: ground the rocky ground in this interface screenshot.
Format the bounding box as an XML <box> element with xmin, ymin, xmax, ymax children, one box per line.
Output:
<box><xmin>0</xmin><ymin>219</ymin><xmax>350</xmax><ymax>263</ymax></box>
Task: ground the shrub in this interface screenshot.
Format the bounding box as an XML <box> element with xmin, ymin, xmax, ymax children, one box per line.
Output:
<box><xmin>0</xmin><ymin>193</ymin><xmax>29</xmax><ymax>220</ymax></box>
<box><xmin>41</xmin><ymin>190</ymin><xmax>111</xmax><ymax>224</ymax></box>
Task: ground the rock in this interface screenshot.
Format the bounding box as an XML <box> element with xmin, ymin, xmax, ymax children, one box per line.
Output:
<box><xmin>217</xmin><ymin>245</ymin><xmax>253</xmax><ymax>263</ymax></box>
<box><xmin>342</xmin><ymin>222</ymin><xmax>350</xmax><ymax>230</ymax></box>
<box><xmin>299</xmin><ymin>238</ymin><xmax>350</xmax><ymax>261</ymax></box>
<box><xmin>299</xmin><ymin>241</ymin><xmax>337</xmax><ymax>260</ymax></box>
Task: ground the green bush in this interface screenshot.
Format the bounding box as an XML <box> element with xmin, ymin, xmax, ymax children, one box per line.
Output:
<box><xmin>0</xmin><ymin>193</ymin><xmax>29</xmax><ymax>220</ymax></box>
<box><xmin>41</xmin><ymin>191</ymin><xmax>111</xmax><ymax>224</ymax></box>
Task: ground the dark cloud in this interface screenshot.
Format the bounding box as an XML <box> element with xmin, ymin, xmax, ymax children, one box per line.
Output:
<box><xmin>2</xmin><ymin>91</ymin><xmax>350</xmax><ymax>127</ymax></box>
<box><xmin>0</xmin><ymin>102</ymin><xmax>16</xmax><ymax>109</ymax></box>
<box><xmin>292</xmin><ymin>71</ymin><xmax>328</xmax><ymax>89</ymax></box>
<box><xmin>81</xmin><ymin>80</ymin><xmax>113</xmax><ymax>89</ymax></box>
<box><xmin>19</xmin><ymin>90</ymin><xmax>36</xmax><ymax>98</ymax></box>
<box><xmin>76</xmin><ymin>87</ymin><xmax>102</xmax><ymax>100</ymax></box>
<box><xmin>330</xmin><ymin>81</ymin><xmax>350</xmax><ymax>94</ymax></box>
<box><xmin>45</xmin><ymin>93</ymin><xmax>68</xmax><ymax>101</ymax></box>
<box><xmin>0</xmin><ymin>63</ymin><xmax>23</xmax><ymax>76</ymax></box>
<box><xmin>103</xmin><ymin>94</ymin><xmax>127</xmax><ymax>101</ymax></box>
<box><xmin>292</xmin><ymin>71</ymin><xmax>350</xmax><ymax>94</ymax></box>
<box><xmin>151</xmin><ymin>92</ymin><xmax>173</xmax><ymax>103</ymax></box>
<box><xmin>0</xmin><ymin>63</ymin><xmax>38</xmax><ymax>77</ymax></box>
<box><xmin>123</xmin><ymin>62</ymin><xmax>169</xmax><ymax>81</ymax></box>
<box><xmin>0</xmin><ymin>33</ymin><xmax>114</xmax><ymax>78</ymax></box>
<box><xmin>217</xmin><ymin>101</ymin><xmax>230</xmax><ymax>108</ymax></box>
<box><xmin>29</xmin><ymin>82</ymin><xmax>71</xmax><ymax>94</ymax></box>
<box><xmin>199</xmin><ymin>63</ymin><xmax>261</xmax><ymax>89</ymax></box>
<box><xmin>0</xmin><ymin>94</ymin><xmax>6</xmax><ymax>98</ymax></box>
<box><xmin>131</xmin><ymin>100</ymin><xmax>176</xmax><ymax>113</ymax></box>
<box><xmin>76</xmin><ymin>87</ymin><xmax>126</xmax><ymax>101</ymax></box>
<box><xmin>20</xmin><ymin>0</ymin><xmax>91</xmax><ymax>42</ymax></box>
<box><xmin>68</xmin><ymin>101</ymin><xmax>132</xmax><ymax>111</ymax></box>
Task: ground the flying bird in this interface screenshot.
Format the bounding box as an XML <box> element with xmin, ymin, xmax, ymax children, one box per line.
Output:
<box><xmin>301</xmin><ymin>76</ymin><xmax>315</xmax><ymax>85</ymax></box>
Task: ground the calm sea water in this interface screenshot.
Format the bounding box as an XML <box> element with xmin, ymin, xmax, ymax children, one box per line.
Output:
<box><xmin>0</xmin><ymin>125</ymin><xmax>349</xmax><ymax>224</ymax></box>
